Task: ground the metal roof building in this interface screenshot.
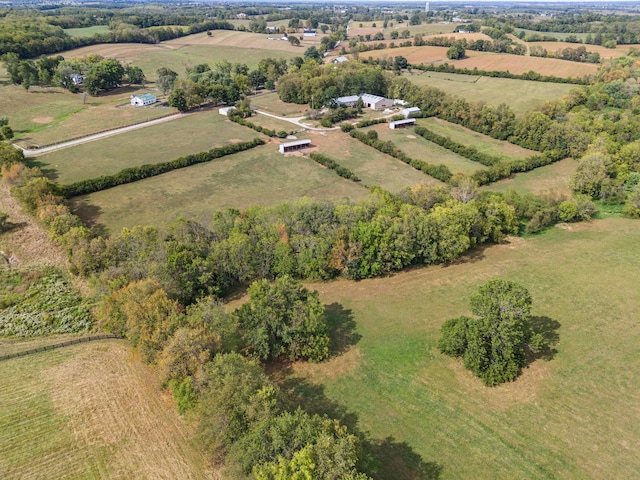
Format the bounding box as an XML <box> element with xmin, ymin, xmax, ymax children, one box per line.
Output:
<box><xmin>389</xmin><ymin>118</ymin><xmax>416</xmax><ymax>129</ymax></box>
<box><xmin>279</xmin><ymin>139</ymin><xmax>311</xmax><ymax>154</ymax></box>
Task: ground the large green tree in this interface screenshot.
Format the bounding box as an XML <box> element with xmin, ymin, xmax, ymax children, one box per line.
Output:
<box><xmin>439</xmin><ymin>279</ymin><xmax>546</xmax><ymax>386</ymax></box>
<box><xmin>236</xmin><ymin>275</ymin><xmax>330</xmax><ymax>362</ymax></box>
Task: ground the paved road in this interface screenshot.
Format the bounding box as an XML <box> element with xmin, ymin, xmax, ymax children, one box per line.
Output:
<box><xmin>15</xmin><ymin>111</ymin><xmax>190</xmax><ymax>157</ymax></box>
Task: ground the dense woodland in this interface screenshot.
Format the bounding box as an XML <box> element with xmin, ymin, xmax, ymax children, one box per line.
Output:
<box><xmin>3</xmin><ymin>2</ymin><xmax>640</xmax><ymax>478</ymax></box>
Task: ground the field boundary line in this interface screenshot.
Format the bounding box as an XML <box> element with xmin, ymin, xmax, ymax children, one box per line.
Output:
<box><xmin>0</xmin><ymin>334</ymin><xmax>122</xmax><ymax>361</ymax></box>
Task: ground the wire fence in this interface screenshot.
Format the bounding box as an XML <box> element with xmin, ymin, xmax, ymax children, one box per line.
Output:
<box><xmin>0</xmin><ymin>334</ymin><xmax>122</xmax><ymax>362</ymax></box>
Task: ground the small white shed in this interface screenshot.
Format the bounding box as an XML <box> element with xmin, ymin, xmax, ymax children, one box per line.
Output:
<box><xmin>219</xmin><ymin>106</ymin><xmax>237</xmax><ymax>116</ymax></box>
<box><xmin>279</xmin><ymin>139</ymin><xmax>311</xmax><ymax>154</ymax></box>
<box><xmin>402</xmin><ymin>107</ymin><xmax>421</xmax><ymax>118</ymax></box>
<box><xmin>389</xmin><ymin>118</ymin><xmax>416</xmax><ymax>130</ymax></box>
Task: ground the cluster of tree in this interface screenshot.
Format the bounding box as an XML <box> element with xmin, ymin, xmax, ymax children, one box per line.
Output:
<box><xmin>2</xmin><ymin>53</ymin><xmax>144</xmax><ymax>94</ymax></box>
<box><xmin>439</xmin><ymin>280</ymin><xmax>556</xmax><ymax>386</ymax></box>
<box><xmin>168</xmin><ymin>58</ymin><xmax>288</xmax><ymax>111</ymax></box>
<box><xmin>59</xmin><ymin>138</ymin><xmax>265</xmax><ymax>198</ymax></box>
<box><xmin>277</xmin><ymin>62</ymin><xmax>390</xmax><ymax>107</ymax></box>
<box><xmin>349</xmin><ymin>129</ymin><xmax>453</xmax><ymax>183</ymax></box>
<box><xmin>509</xmin><ymin>13</ymin><xmax>640</xmax><ymax>45</ymax></box>
<box><xmin>529</xmin><ymin>45</ymin><xmax>601</xmax><ymax>64</ymax></box>
<box><xmin>319</xmin><ymin>106</ymin><xmax>360</xmax><ymax>127</ymax></box>
<box><xmin>93</xmin><ymin>274</ymin><xmax>370</xmax><ymax>477</ymax></box>
<box><xmin>0</xmin><ymin>117</ymin><xmax>14</xmax><ymax>142</ymax></box>
<box><xmin>308</xmin><ymin>153</ymin><xmax>360</xmax><ymax>182</ymax></box>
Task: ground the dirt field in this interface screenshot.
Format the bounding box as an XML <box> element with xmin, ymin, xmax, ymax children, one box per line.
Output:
<box><xmin>0</xmin><ymin>341</ymin><xmax>218</xmax><ymax>479</ymax></box>
<box><xmin>163</xmin><ymin>30</ymin><xmax>318</xmax><ymax>53</ymax></box>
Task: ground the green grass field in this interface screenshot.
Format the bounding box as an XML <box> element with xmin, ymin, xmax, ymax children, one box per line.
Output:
<box><xmin>373</xmin><ymin>123</ymin><xmax>484</xmax><ymax>176</ymax></box>
<box><xmin>405</xmin><ymin>71</ymin><xmax>579</xmax><ymax>115</ymax></box>
<box><xmin>484</xmin><ymin>157</ymin><xmax>578</xmax><ymax>197</ymax></box>
<box><xmin>515</xmin><ymin>29</ymin><xmax>591</xmax><ymax>41</ymax></box>
<box><xmin>72</xmin><ymin>142</ymin><xmax>369</xmax><ymax>233</ymax></box>
<box><xmin>33</xmin><ymin>109</ymin><xmax>257</xmax><ymax>184</ymax></box>
<box><xmin>63</xmin><ymin>25</ymin><xmax>111</xmax><ymax>37</ymax></box>
<box><xmin>311</xmin><ymin>132</ymin><xmax>441</xmax><ymax>191</ymax></box>
<box><xmin>251</xmin><ymin>93</ymin><xmax>311</xmax><ymax>117</ymax></box>
<box><xmin>418</xmin><ymin>118</ymin><xmax>537</xmax><ymax>161</ymax></box>
<box><xmin>0</xmin><ymin>341</ymin><xmax>214</xmax><ymax>479</ymax></box>
<box><xmin>288</xmin><ymin>216</ymin><xmax>640</xmax><ymax>479</ymax></box>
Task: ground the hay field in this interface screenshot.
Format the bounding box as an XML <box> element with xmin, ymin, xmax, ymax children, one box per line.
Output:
<box><xmin>372</xmin><ymin>123</ymin><xmax>485</xmax><ymax>176</ymax></box>
<box><xmin>484</xmin><ymin>157</ymin><xmax>578</xmax><ymax>197</ymax></box>
<box><xmin>34</xmin><ymin>109</ymin><xmax>257</xmax><ymax>184</ymax></box>
<box><xmin>418</xmin><ymin>118</ymin><xmax>538</xmax><ymax>160</ymax></box>
<box><xmin>310</xmin><ymin>131</ymin><xmax>441</xmax><ymax>191</ymax></box>
<box><xmin>350</xmin><ymin>21</ymin><xmax>459</xmax><ymax>38</ymax></box>
<box><xmin>405</xmin><ymin>71</ymin><xmax>579</xmax><ymax>115</ymax></box>
<box><xmin>292</xmin><ymin>216</ymin><xmax>640</xmax><ymax>479</ymax></box>
<box><xmin>64</xmin><ymin>25</ymin><xmax>110</xmax><ymax>37</ymax></box>
<box><xmin>162</xmin><ymin>30</ymin><xmax>314</xmax><ymax>53</ymax></box>
<box><xmin>0</xmin><ymin>341</ymin><xmax>217</xmax><ymax>479</ymax></box>
<box><xmin>72</xmin><ymin>141</ymin><xmax>369</xmax><ymax>233</ymax></box>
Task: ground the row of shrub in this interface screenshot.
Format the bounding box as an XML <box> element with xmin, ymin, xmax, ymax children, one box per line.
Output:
<box><xmin>470</xmin><ymin>151</ymin><xmax>564</xmax><ymax>186</ymax></box>
<box><xmin>309</xmin><ymin>153</ymin><xmax>360</xmax><ymax>182</ymax></box>
<box><xmin>349</xmin><ymin>129</ymin><xmax>453</xmax><ymax>183</ymax></box>
<box><xmin>355</xmin><ymin>118</ymin><xmax>388</xmax><ymax>128</ymax></box>
<box><xmin>410</xmin><ymin>62</ymin><xmax>590</xmax><ymax>85</ymax></box>
<box><xmin>414</xmin><ymin>126</ymin><xmax>505</xmax><ymax>167</ymax></box>
<box><xmin>228</xmin><ymin>114</ymin><xmax>291</xmax><ymax>138</ymax></box>
<box><xmin>59</xmin><ymin>138</ymin><xmax>265</xmax><ymax>198</ymax></box>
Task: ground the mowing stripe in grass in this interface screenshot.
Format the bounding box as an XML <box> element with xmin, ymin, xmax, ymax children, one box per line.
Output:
<box><xmin>59</xmin><ymin>137</ymin><xmax>265</xmax><ymax>197</ymax></box>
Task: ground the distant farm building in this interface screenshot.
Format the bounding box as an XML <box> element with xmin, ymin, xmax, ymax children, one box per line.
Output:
<box><xmin>303</xmin><ymin>29</ymin><xmax>317</xmax><ymax>37</ymax></box>
<box><xmin>402</xmin><ymin>107</ymin><xmax>421</xmax><ymax>118</ymax></box>
<box><xmin>70</xmin><ymin>73</ymin><xmax>85</xmax><ymax>86</ymax></box>
<box><xmin>130</xmin><ymin>93</ymin><xmax>157</xmax><ymax>107</ymax></box>
<box><xmin>360</xmin><ymin>94</ymin><xmax>394</xmax><ymax>111</ymax></box>
<box><xmin>332</xmin><ymin>56</ymin><xmax>348</xmax><ymax>64</ymax></box>
<box><xmin>334</xmin><ymin>95</ymin><xmax>360</xmax><ymax>108</ymax></box>
<box><xmin>219</xmin><ymin>106</ymin><xmax>237</xmax><ymax>116</ymax></box>
<box><xmin>279</xmin><ymin>139</ymin><xmax>311</xmax><ymax>154</ymax></box>
<box><xmin>389</xmin><ymin>118</ymin><xmax>416</xmax><ymax>129</ymax></box>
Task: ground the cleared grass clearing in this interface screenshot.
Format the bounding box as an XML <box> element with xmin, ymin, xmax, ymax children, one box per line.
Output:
<box><xmin>405</xmin><ymin>71</ymin><xmax>578</xmax><ymax>114</ymax></box>
<box><xmin>310</xmin><ymin>132</ymin><xmax>441</xmax><ymax>191</ymax></box>
<box><xmin>251</xmin><ymin>93</ymin><xmax>310</xmax><ymax>117</ymax></box>
<box><xmin>72</xmin><ymin>142</ymin><xmax>368</xmax><ymax>233</ymax></box>
<box><xmin>2</xmin><ymin>84</ymin><xmax>175</xmax><ymax>147</ymax></box>
<box><xmin>372</xmin><ymin>123</ymin><xmax>483</xmax><ymax>176</ymax></box>
<box><xmin>248</xmin><ymin>112</ymin><xmax>300</xmax><ymax>133</ymax></box>
<box><xmin>34</xmin><ymin>110</ymin><xmax>258</xmax><ymax>184</ymax></box>
<box><xmin>515</xmin><ymin>29</ymin><xmax>591</xmax><ymax>41</ymax></box>
<box><xmin>0</xmin><ymin>341</ymin><xmax>217</xmax><ymax>479</ymax></box>
<box><xmin>292</xmin><ymin>217</ymin><xmax>640</xmax><ymax>479</ymax></box>
<box><xmin>484</xmin><ymin>157</ymin><xmax>578</xmax><ymax>197</ymax></box>
<box><xmin>418</xmin><ymin>117</ymin><xmax>538</xmax><ymax>160</ymax></box>
<box><xmin>63</xmin><ymin>25</ymin><xmax>110</xmax><ymax>37</ymax></box>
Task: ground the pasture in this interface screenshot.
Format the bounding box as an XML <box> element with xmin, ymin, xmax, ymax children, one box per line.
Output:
<box><xmin>292</xmin><ymin>216</ymin><xmax>640</xmax><ymax>479</ymax></box>
<box><xmin>33</xmin><ymin>109</ymin><xmax>257</xmax><ymax>184</ymax></box>
<box><xmin>310</xmin><ymin>131</ymin><xmax>442</xmax><ymax>191</ymax></box>
<box><xmin>0</xmin><ymin>341</ymin><xmax>217</xmax><ymax>479</ymax></box>
<box><xmin>532</xmin><ymin>41</ymin><xmax>630</xmax><ymax>59</ymax></box>
<box><xmin>71</xmin><ymin>141</ymin><xmax>369</xmax><ymax>233</ymax></box>
<box><xmin>515</xmin><ymin>29</ymin><xmax>591</xmax><ymax>41</ymax></box>
<box><xmin>371</xmin><ymin>123</ymin><xmax>485</xmax><ymax>176</ymax></box>
<box><xmin>405</xmin><ymin>71</ymin><xmax>579</xmax><ymax>115</ymax></box>
<box><xmin>349</xmin><ymin>21</ymin><xmax>459</xmax><ymax>38</ymax></box>
<box><xmin>484</xmin><ymin>157</ymin><xmax>578</xmax><ymax>197</ymax></box>
<box><xmin>251</xmin><ymin>93</ymin><xmax>311</xmax><ymax>117</ymax></box>
<box><xmin>418</xmin><ymin>118</ymin><xmax>538</xmax><ymax>160</ymax></box>
<box><xmin>63</xmin><ymin>25</ymin><xmax>110</xmax><ymax>37</ymax></box>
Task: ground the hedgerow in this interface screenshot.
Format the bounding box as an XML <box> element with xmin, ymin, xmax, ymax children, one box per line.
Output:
<box><xmin>414</xmin><ymin>126</ymin><xmax>505</xmax><ymax>167</ymax></box>
<box><xmin>309</xmin><ymin>153</ymin><xmax>360</xmax><ymax>182</ymax></box>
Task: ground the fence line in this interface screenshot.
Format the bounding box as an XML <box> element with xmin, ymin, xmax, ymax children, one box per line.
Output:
<box><xmin>0</xmin><ymin>334</ymin><xmax>122</xmax><ymax>362</ymax></box>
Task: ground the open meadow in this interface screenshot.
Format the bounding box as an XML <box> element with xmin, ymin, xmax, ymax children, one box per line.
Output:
<box><xmin>289</xmin><ymin>216</ymin><xmax>640</xmax><ymax>479</ymax></box>
<box><xmin>349</xmin><ymin>21</ymin><xmax>460</xmax><ymax>38</ymax></box>
<box><xmin>63</xmin><ymin>25</ymin><xmax>111</xmax><ymax>37</ymax></box>
<box><xmin>0</xmin><ymin>341</ymin><xmax>217</xmax><ymax>479</ymax></box>
<box><xmin>418</xmin><ymin>118</ymin><xmax>538</xmax><ymax>160</ymax></box>
<box><xmin>484</xmin><ymin>157</ymin><xmax>578</xmax><ymax>197</ymax></box>
<box><xmin>71</xmin><ymin>141</ymin><xmax>369</xmax><ymax>234</ymax></box>
<box><xmin>32</xmin><ymin>109</ymin><xmax>258</xmax><ymax>184</ymax></box>
<box><xmin>404</xmin><ymin>71</ymin><xmax>578</xmax><ymax>115</ymax></box>
<box><xmin>371</xmin><ymin>123</ymin><xmax>485</xmax><ymax>176</ymax></box>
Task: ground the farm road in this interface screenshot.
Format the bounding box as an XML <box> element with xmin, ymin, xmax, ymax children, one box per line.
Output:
<box><xmin>254</xmin><ymin>110</ymin><xmax>339</xmax><ymax>131</ymax></box>
<box><xmin>15</xmin><ymin>111</ymin><xmax>189</xmax><ymax>157</ymax></box>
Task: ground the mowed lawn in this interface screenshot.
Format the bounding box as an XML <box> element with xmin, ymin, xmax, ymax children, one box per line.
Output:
<box><xmin>0</xmin><ymin>341</ymin><xmax>216</xmax><ymax>479</ymax></box>
<box><xmin>1</xmin><ymin>83</ymin><xmax>176</xmax><ymax>147</ymax></box>
<box><xmin>72</xmin><ymin>142</ymin><xmax>369</xmax><ymax>233</ymax></box>
<box><xmin>290</xmin><ymin>217</ymin><xmax>640</xmax><ymax>479</ymax></box>
<box><xmin>311</xmin><ymin>131</ymin><xmax>441</xmax><ymax>191</ymax></box>
<box><xmin>34</xmin><ymin>109</ymin><xmax>257</xmax><ymax>184</ymax></box>
<box><xmin>484</xmin><ymin>157</ymin><xmax>578</xmax><ymax>197</ymax></box>
<box><xmin>418</xmin><ymin>117</ymin><xmax>538</xmax><ymax>160</ymax></box>
<box><xmin>405</xmin><ymin>71</ymin><xmax>579</xmax><ymax>115</ymax></box>
<box><xmin>372</xmin><ymin>123</ymin><xmax>484</xmax><ymax>176</ymax></box>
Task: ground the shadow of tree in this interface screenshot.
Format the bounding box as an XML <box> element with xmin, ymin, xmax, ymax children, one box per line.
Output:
<box><xmin>270</xmin><ymin>363</ymin><xmax>442</xmax><ymax>480</ymax></box>
<box><xmin>25</xmin><ymin>158</ymin><xmax>59</xmax><ymax>181</ymax></box>
<box><xmin>324</xmin><ymin>302</ymin><xmax>361</xmax><ymax>356</ymax></box>
<box><xmin>67</xmin><ymin>197</ymin><xmax>108</xmax><ymax>237</ymax></box>
<box><xmin>527</xmin><ymin>315</ymin><xmax>561</xmax><ymax>362</ymax></box>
